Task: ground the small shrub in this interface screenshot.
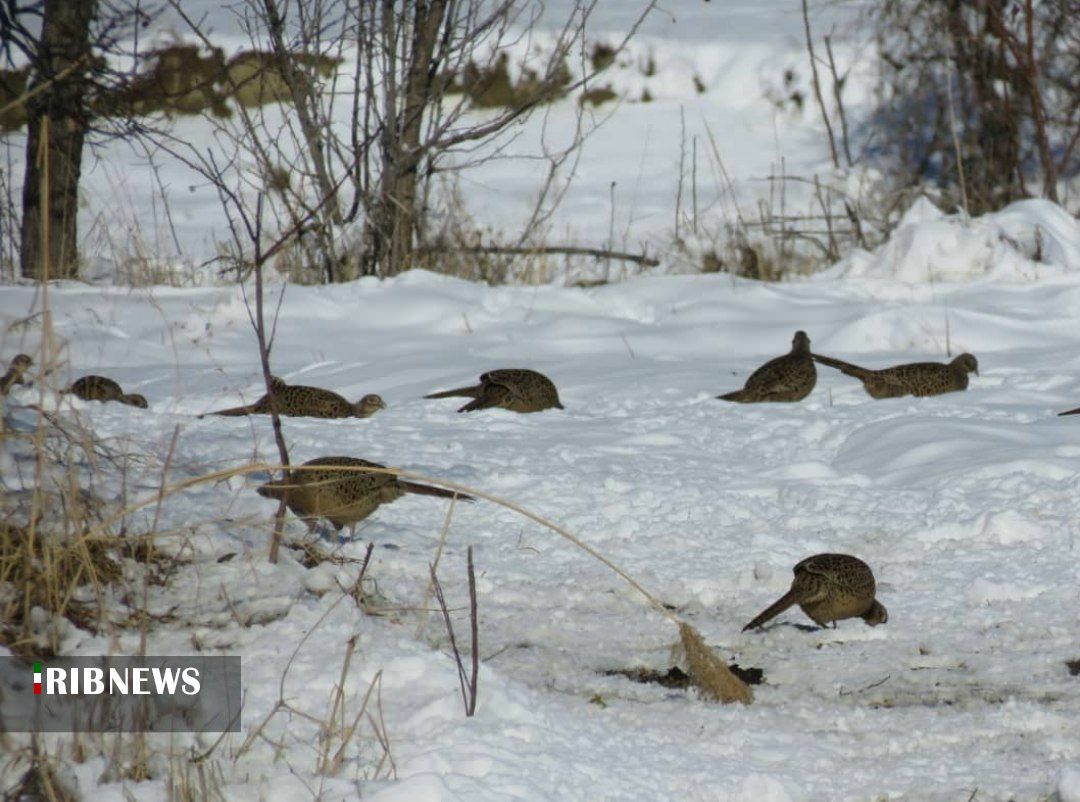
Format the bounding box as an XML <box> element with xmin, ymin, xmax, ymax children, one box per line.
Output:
<box><xmin>0</xmin><ymin>516</ymin><xmax>122</xmax><ymax>657</ymax></box>
<box><xmin>579</xmin><ymin>86</ymin><xmax>617</xmax><ymax>107</ymax></box>
<box><xmin>226</xmin><ymin>50</ymin><xmax>341</xmax><ymax>109</ymax></box>
<box><xmin>117</xmin><ymin>43</ymin><xmax>230</xmax><ymax>118</ymax></box>
<box><xmin>590</xmin><ymin>42</ymin><xmax>617</xmax><ymax>72</ymax></box>
<box><xmin>443</xmin><ymin>52</ymin><xmax>571</xmax><ymax>109</ymax></box>
<box><xmin>0</xmin><ymin>68</ymin><xmax>29</xmax><ymax>131</ymax></box>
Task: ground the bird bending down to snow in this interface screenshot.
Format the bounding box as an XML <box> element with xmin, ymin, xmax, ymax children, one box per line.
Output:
<box><xmin>425</xmin><ymin>368</ymin><xmax>564</xmax><ymax>413</ymax></box>
<box><xmin>743</xmin><ymin>553</ymin><xmax>888</xmax><ymax>631</ymax></box>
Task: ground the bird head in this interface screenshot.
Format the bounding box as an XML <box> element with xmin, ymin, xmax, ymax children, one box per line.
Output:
<box><xmin>953</xmin><ymin>353</ymin><xmax>979</xmax><ymax>375</ymax></box>
<box><xmin>354</xmin><ymin>394</ymin><xmax>387</xmax><ymax>417</ymax></box>
<box><xmin>792</xmin><ymin>331</ymin><xmax>811</xmax><ymax>353</ymax></box>
<box><xmin>863</xmin><ymin>600</ymin><xmax>888</xmax><ymax>626</ymax></box>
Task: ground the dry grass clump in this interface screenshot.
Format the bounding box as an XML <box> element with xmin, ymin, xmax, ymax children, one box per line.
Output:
<box><xmin>413</xmin><ymin>232</ymin><xmax>558</xmax><ymax>286</ymax></box>
<box><xmin>0</xmin><ymin>410</ymin><xmax>136</xmax><ymax>656</ymax></box>
<box><xmin>675</xmin><ymin>621</ymin><xmax>753</xmax><ymax>704</ymax></box>
<box><xmin>443</xmin><ymin>52</ymin><xmax>572</xmax><ymax>109</ymax></box>
<box><xmin>2</xmin><ymin>44</ymin><xmax>343</xmax><ymax>132</ymax></box>
<box><xmin>0</xmin><ymin>517</ymin><xmax>122</xmax><ymax>657</ymax></box>
<box><xmin>3</xmin><ymin>744</ymin><xmax>78</xmax><ymax>802</ymax></box>
<box><xmin>117</xmin><ymin>43</ymin><xmax>231</xmax><ymax>118</ymax></box>
<box><xmin>579</xmin><ymin>86</ymin><xmax>617</xmax><ymax>107</ymax></box>
<box><xmin>225</xmin><ymin>50</ymin><xmax>341</xmax><ymax>109</ymax></box>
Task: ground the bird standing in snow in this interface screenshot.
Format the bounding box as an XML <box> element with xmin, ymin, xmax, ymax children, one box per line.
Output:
<box><xmin>202</xmin><ymin>376</ymin><xmax>385</xmax><ymax>419</ymax></box>
<box><xmin>65</xmin><ymin>375</ymin><xmax>148</xmax><ymax>408</ymax></box>
<box><xmin>743</xmin><ymin>553</ymin><xmax>888</xmax><ymax>631</ymax></box>
<box><xmin>717</xmin><ymin>330</ymin><xmax>816</xmax><ymax>403</ymax></box>
<box><xmin>812</xmin><ymin>352</ymin><xmax>978</xmax><ymax>398</ymax></box>
<box><xmin>0</xmin><ymin>354</ymin><xmax>32</xmax><ymax>395</ymax></box>
<box><xmin>256</xmin><ymin>456</ymin><xmax>473</xmax><ymax>537</ymax></box>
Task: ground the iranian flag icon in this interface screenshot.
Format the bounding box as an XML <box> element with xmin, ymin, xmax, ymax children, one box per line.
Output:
<box><xmin>34</xmin><ymin>662</ymin><xmax>42</xmax><ymax>695</ymax></box>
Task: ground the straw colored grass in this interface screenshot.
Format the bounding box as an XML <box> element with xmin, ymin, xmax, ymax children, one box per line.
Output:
<box><xmin>84</xmin><ymin>459</ymin><xmax>752</xmax><ymax>705</ymax></box>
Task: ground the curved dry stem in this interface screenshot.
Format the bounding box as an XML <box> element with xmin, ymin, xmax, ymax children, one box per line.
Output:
<box><xmin>80</xmin><ymin>459</ymin><xmax>751</xmax><ymax>704</ymax></box>
<box><xmin>82</xmin><ymin>461</ymin><xmax>675</xmax><ymax>621</ymax></box>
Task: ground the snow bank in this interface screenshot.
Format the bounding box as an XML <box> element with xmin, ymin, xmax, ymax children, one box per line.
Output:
<box><xmin>4</xmin><ymin>266</ymin><xmax>1080</xmax><ymax>801</ymax></box>
<box><xmin>821</xmin><ymin>198</ymin><xmax>1080</xmax><ymax>283</ymax></box>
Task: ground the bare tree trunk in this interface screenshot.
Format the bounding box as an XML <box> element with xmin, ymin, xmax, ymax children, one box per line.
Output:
<box><xmin>364</xmin><ymin>0</ymin><xmax>449</xmax><ymax>278</ymax></box>
<box><xmin>261</xmin><ymin>0</ymin><xmax>345</xmax><ymax>280</ymax></box>
<box><xmin>20</xmin><ymin>0</ymin><xmax>97</xmax><ymax>280</ymax></box>
<box><xmin>987</xmin><ymin>0</ymin><xmax>1060</xmax><ymax>203</ymax></box>
<box><xmin>943</xmin><ymin>0</ymin><xmax>1023</xmax><ymax>210</ymax></box>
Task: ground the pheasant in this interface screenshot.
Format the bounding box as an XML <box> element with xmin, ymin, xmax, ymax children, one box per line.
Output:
<box><xmin>743</xmin><ymin>553</ymin><xmax>888</xmax><ymax>631</ymax></box>
<box><xmin>257</xmin><ymin>456</ymin><xmax>474</xmax><ymax>535</ymax></box>
<box><xmin>812</xmin><ymin>352</ymin><xmax>978</xmax><ymax>399</ymax></box>
<box><xmin>65</xmin><ymin>375</ymin><xmax>148</xmax><ymax>408</ymax></box>
<box><xmin>202</xmin><ymin>377</ymin><xmax>385</xmax><ymax>419</ymax></box>
<box><xmin>1</xmin><ymin>354</ymin><xmax>32</xmax><ymax>395</ymax></box>
<box><xmin>717</xmin><ymin>331</ymin><xmax>816</xmax><ymax>403</ymax></box>
<box><xmin>425</xmin><ymin>368</ymin><xmax>564</xmax><ymax>413</ymax></box>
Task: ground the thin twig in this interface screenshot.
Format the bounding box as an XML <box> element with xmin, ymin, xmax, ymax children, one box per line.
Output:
<box><xmin>838</xmin><ymin>674</ymin><xmax>890</xmax><ymax>696</ymax></box>
<box><xmin>823</xmin><ymin>34</ymin><xmax>853</xmax><ymax>168</ymax></box>
<box><xmin>416</xmin><ymin>493</ymin><xmax>461</xmax><ymax>636</ymax></box>
<box><xmin>944</xmin><ymin>57</ymin><xmax>969</xmax><ymax>217</ymax></box>
<box><xmin>466</xmin><ymin>545</ymin><xmax>479</xmax><ymax>716</ymax></box>
<box><xmin>429</xmin><ymin>559</ymin><xmax>473</xmax><ymax>716</ymax></box>
<box><xmin>418</xmin><ymin>243</ymin><xmax>658</xmax><ymax>268</ymax></box>
<box><xmin>801</xmin><ymin>0</ymin><xmax>839</xmax><ymax>169</ymax></box>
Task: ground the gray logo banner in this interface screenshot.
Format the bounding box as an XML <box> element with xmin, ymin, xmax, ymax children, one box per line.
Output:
<box><xmin>0</xmin><ymin>656</ymin><xmax>241</xmax><ymax>733</ymax></box>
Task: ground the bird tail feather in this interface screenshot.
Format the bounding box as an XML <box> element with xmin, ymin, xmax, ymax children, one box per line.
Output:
<box><xmin>717</xmin><ymin>389</ymin><xmax>748</xmax><ymax>402</ymax></box>
<box><xmin>398</xmin><ymin>480</ymin><xmax>475</xmax><ymax>503</ymax></box>
<box><xmin>202</xmin><ymin>404</ymin><xmax>254</xmax><ymax>418</ymax></box>
<box><xmin>425</xmin><ymin>385</ymin><xmax>480</xmax><ymax>400</ymax></box>
<box><xmin>457</xmin><ymin>396</ymin><xmax>496</xmax><ymax>413</ymax></box>
<box><xmin>811</xmin><ymin>353</ymin><xmax>872</xmax><ymax>378</ymax></box>
<box><xmin>742</xmin><ymin>589</ymin><xmax>799</xmax><ymax>631</ymax></box>
<box><xmin>256</xmin><ymin>481</ymin><xmax>286</xmax><ymax>499</ymax></box>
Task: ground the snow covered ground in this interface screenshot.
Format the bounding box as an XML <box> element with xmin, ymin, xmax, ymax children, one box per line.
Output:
<box><xmin>3</xmin><ymin>196</ymin><xmax>1080</xmax><ymax>800</ymax></box>
<box><xmin>4</xmin><ymin>0</ymin><xmax>1080</xmax><ymax>800</ymax></box>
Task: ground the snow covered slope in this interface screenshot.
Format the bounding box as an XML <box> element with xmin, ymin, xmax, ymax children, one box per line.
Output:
<box><xmin>3</xmin><ymin>198</ymin><xmax>1080</xmax><ymax>799</ymax></box>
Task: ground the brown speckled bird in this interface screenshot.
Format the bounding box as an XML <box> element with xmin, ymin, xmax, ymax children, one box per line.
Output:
<box><xmin>65</xmin><ymin>375</ymin><xmax>148</xmax><ymax>408</ymax></box>
<box><xmin>812</xmin><ymin>352</ymin><xmax>978</xmax><ymax>399</ymax></box>
<box><xmin>425</xmin><ymin>369</ymin><xmax>564</xmax><ymax>413</ymax></box>
<box><xmin>1</xmin><ymin>354</ymin><xmax>32</xmax><ymax>395</ymax></box>
<box><xmin>202</xmin><ymin>377</ymin><xmax>385</xmax><ymax>419</ymax></box>
<box><xmin>256</xmin><ymin>456</ymin><xmax>473</xmax><ymax>534</ymax></box>
<box><xmin>743</xmin><ymin>553</ymin><xmax>888</xmax><ymax>631</ymax></box>
<box><xmin>717</xmin><ymin>331</ymin><xmax>816</xmax><ymax>403</ymax></box>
